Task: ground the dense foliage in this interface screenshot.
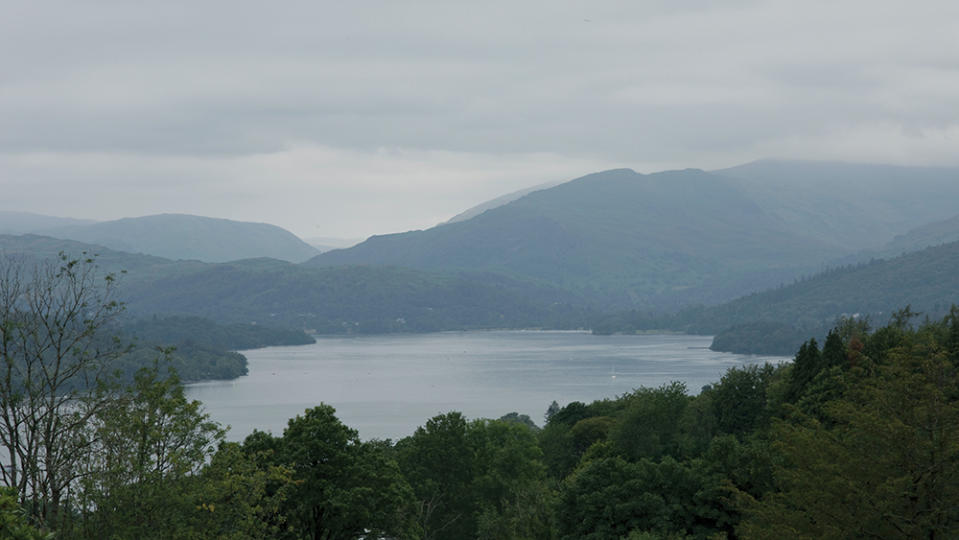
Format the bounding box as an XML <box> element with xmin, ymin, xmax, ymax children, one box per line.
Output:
<box><xmin>6</xmin><ymin>307</ymin><xmax>959</xmax><ymax>537</ymax></box>
<box><xmin>6</xmin><ymin>252</ymin><xmax>959</xmax><ymax>538</ymax></box>
<box><xmin>122</xmin><ymin>315</ymin><xmax>315</xmax><ymax>350</ymax></box>
<box><xmin>111</xmin><ymin>315</ymin><xmax>316</xmax><ymax>381</ymax></box>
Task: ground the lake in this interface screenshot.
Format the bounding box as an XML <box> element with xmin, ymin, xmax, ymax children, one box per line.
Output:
<box><xmin>185</xmin><ymin>331</ymin><xmax>788</xmax><ymax>441</ymax></box>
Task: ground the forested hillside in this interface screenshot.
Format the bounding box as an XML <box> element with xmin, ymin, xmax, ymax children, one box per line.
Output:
<box><xmin>0</xmin><ymin>234</ymin><xmax>590</xmax><ymax>334</ymax></box>
<box><xmin>313</xmin><ymin>168</ymin><xmax>843</xmax><ymax>309</ymax></box>
<box><xmin>595</xmin><ymin>240</ymin><xmax>959</xmax><ymax>354</ymax></box>
<box><xmin>121</xmin><ymin>262</ymin><xmax>590</xmax><ymax>332</ymax></box>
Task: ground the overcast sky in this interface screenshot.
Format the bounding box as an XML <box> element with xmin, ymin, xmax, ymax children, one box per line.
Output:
<box><xmin>2</xmin><ymin>1</ymin><xmax>958</xmax><ymax>238</ymax></box>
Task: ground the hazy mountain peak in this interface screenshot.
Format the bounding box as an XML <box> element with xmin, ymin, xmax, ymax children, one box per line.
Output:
<box><xmin>39</xmin><ymin>214</ymin><xmax>319</xmax><ymax>263</ymax></box>
<box><xmin>0</xmin><ymin>210</ymin><xmax>98</xmax><ymax>235</ymax></box>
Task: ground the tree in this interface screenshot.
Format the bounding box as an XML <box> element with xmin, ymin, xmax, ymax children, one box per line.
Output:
<box><xmin>710</xmin><ymin>364</ymin><xmax>775</xmax><ymax>436</ymax></box>
<box><xmin>740</xmin><ymin>337</ymin><xmax>959</xmax><ymax>538</ymax></box>
<box><xmin>0</xmin><ymin>487</ymin><xmax>49</xmax><ymax>540</ymax></box>
<box><xmin>73</xmin><ymin>363</ymin><xmax>225</xmax><ymax>538</ymax></box>
<box><xmin>610</xmin><ymin>382</ymin><xmax>690</xmax><ymax>461</ymax></box>
<box><xmin>0</xmin><ymin>253</ymin><xmax>125</xmax><ymax>528</ymax></box>
<box><xmin>469</xmin><ymin>419</ymin><xmax>554</xmax><ymax>539</ymax></box>
<box><xmin>544</xmin><ymin>400</ymin><xmax>561</xmax><ymax>423</ymax></box>
<box><xmin>248</xmin><ymin>405</ymin><xmax>417</xmax><ymax>540</ymax></box>
<box><xmin>189</xmin><ymin>442</ymin><xmax>295</xmax><ymax>539</ymax></box>
<box><xmin>557</xmin><ymin>455</ymin><xmax>721</xmax><ymax>539</ymax></box>
<box><xmin>396</xmin><ymin>412</ymin><xmax>476</xmax><ymax>540</ymax></box>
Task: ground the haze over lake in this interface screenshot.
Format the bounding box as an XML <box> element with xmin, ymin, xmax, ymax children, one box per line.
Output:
<box><xmin>187</xmin><ymin>331</ymin><xmax>787</xmax><ymax>441</ymax></box>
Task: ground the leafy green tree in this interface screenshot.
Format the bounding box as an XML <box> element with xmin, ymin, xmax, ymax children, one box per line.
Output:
<box><xmin>569</xmin><ymin>416</ymin><xmax>616</xmax><ymax>455</ymax></box>
<box><xmin>498</xmin><ymin>411</ymin><xmax>540</xmax><ymax>431</ymax></box>
<box><xmin>74</xmin><ymin>363</ymin><xmax>225</xmax><ymax>538</ymax></box>
<box><xmin>557</xmin><ymin>455</ymin><xmax>723</xmax><ymax>539</ymax></box>
<box><xmin>740</xmin><ymin>344</ymin><xmax>959</xmax><ymax>538</ymax></box>
<box><xmin>470</xmin><ymin>419</ymin><xmax>555</xmax><ymax>539</ymax></box>
<box><xmin>0</xmin><ymin>488</ymin><xmax>49</xmax><ymax>540</ymax></box>
<box><xmin>189</xmin><ymin>442</ymin><xmax>295</xmax><ymax>539</ymax></box>
<box><xmin>710</xmin><ymin>364</ymin><xmax>775</xmax><ymax>436</ymax></box>
<box><xmin>252</xmin><ymin>405</ymin><xmax>417</xmax><ymax>540</ymax></box>
<box><xmin>396</xmin><ymin>412</ymin><xmax>476</xmax><ymax>540</ymax></box>
<box><xmin>610</xmin><ymin>382</ymin><xmax>690</xmax><ymax>461</ymax></box>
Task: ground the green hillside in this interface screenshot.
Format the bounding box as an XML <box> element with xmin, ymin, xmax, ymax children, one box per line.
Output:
<box><xmin>120</xmin><ymin>262</ymin><xmax>590</xmax><ymax>333</ymax></box>
<box><xmin>41</xmin><ymin>213</ymin><xmax>319</xmax><ymax>263</ymax></box>
<box><xmin>0</xmin><ymin>234</ymin><xmax>589</xmax><ymax>334</ymax></box>
<box><xmin>698</xmin><ymin>241</ymin><xmax>959</xmax><ymax>330</ymax></box>
<box><xmin>312</xmin><ymin>168</ymin><xmax>843</xmax><ymax>309</ymax></box>
<box><xmin>595</xmin><ymin>240</ymin><xmax>959</xmax><ymax>353</ymax></box>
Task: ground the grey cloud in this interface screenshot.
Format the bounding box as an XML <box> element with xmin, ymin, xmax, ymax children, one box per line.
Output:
<box><xmin>2</xmin><ymin>0</ymin><xmax>958</xmax><ymax>236</ymax></box>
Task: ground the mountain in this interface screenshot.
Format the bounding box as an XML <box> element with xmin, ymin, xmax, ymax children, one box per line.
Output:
<box><xmin>310</xmin><ymin>168</ymin><xmax>845</xmax><ymax>310</ymax></box>
<box><xmin>605</xmin><ymin>239</ymin><xmax>959</xmax><ymax>354</ymax></box>
<box><xmin>445</xmin><ymin>181</ymin><xmax>561</xmax><ymax>224</ymax></box>
<box><xmin>0</xmin><ymin>211</ymin><xmax>97</xmax><ymax>234</ymax></box>
<box><xmin>41</xmin><ymin>213</ymin><xmax>320</xmax><ymax>263</ymax></box>
<box><xmin>0</xmin><ymin>234</ymin><xmax>589</xmax><ymax>333</ymax></box>
<box><xmin>715</xmin><ymin>160</ymin><xmax>959</xmax><ymax>250</ymax></box>
<box><xmin>120</xmin><ymin>262</ymin><xmax>589</xmax><ymax>333</ymax></box>
<box><xmin>880</xmin><ymin>214</ymin><xmax>959</xmax><ymax>256</ymax></box>
<box><xmin>592</xmin><ymin>239</ymin><xmax>959</xmax><ymax>353</ymax></box>
<box><xmin>303</xmin><ymin>236</ymin><xmax>364</xmax><ymax>253</ymax></box>
<box><xmin>694</xmin><ymin>240</ymin><xmax>959</xmax><ymax>332</ymax></box>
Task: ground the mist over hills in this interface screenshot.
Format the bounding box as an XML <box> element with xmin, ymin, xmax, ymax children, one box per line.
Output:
<box><xmin>0</xmin><ymin>211</ymin><xmax>97</xmax><ymax>234</ymax></box>
<box><xmin>445</xmin><ymin>180</ymin><xmax>561</xmax><ymax>224</ymax></box>
<box><xmin>38</xmin><ymin>213</ymin><xmax>320</xmax><ymax>263</ymax></box>
<box><xmin>4</xmin><ymin>159</ymin><xmax>958</xmax><ymax>347</ymax></box>
<box><xmin>716</xmin><ymin>160</ymin><xmax>959</xmax><ymax>250</ymax></box>
<box><xmin>696</xmin><ymin>240</ymin><xmax>959</xmax><ymax>331</ymax></box>
<box><xmin>311</xmin><ymin>167</ymin><xmax>846</xmax><ymax>309</ymax></box>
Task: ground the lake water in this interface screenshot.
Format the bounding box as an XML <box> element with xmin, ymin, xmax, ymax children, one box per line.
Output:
<box><xmin>185</xmin><ymin>331</ymin><xmax>788</xmax><ymax>441</ymax></box>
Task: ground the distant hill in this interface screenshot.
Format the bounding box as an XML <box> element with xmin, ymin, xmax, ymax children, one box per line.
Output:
<box><xmin>311</xmin><ymin>168</ymin><xmax>845</xmax><ymax>310</ymax></box>
<box><xmin>120</xmin><ymin>262</ymin><xmax>590</xmax><ymax>333</ymax></box>
<box><xmin>715</xmin><ymin>160</ymin><xmax>959</xmax><ymax>250</ymax></box>
<box><xmin>445</xmin><ymin>181</ymin><xmax>561</xmax><ymax>224</ymax></box>
<box><xmin>594</xmin><ymin>240</ymin><xmax>959</xmax><ymax>354</ymax></box>
<box><xmin>303</xmin><ymin>236</ymin><xmax>364</xmax><ymax>253</ymax></box>
<box><xmin>826</xmin><ymin>213</ymin><xmax>959</xmax><ymax>268</ymax></box>
<box><xmin>41</xmin><ymin>213</ymin><xmax>319</xmax><ymax>263</ymax></box>
<box><xmin>880</xmin><ymin>214</ymin><xmax>959</xmax><ymax>256</ymax></box>
<box><xmin>0</xmin><ymin>210</ymin><xmax>97</xmax><ymax>234</ymax></box>
<box><xmin>0</xmin><ymin>234</ymin><xmax>589</xmax><ymax>334</ymax></box>
<box><xmin>693</xmin><ymin>240</ymin><xmax>959</xmax><ymax>332</ymax></box>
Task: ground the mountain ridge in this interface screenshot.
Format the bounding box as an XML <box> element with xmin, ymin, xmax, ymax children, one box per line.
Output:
<box><xmin>40</xmin><ymin>213</ymin><xmax>320</xmax><ymax>263</ymax></box>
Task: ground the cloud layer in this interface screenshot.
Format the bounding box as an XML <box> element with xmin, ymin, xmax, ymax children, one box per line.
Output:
<box><xmin>2</xmin><ymin>1</ymin><xmax>957</xmax><ymax>236</ymax></box>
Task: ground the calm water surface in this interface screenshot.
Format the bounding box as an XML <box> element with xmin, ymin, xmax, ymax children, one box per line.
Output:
<box><xmin>186</xmin><ymin>331</ymin><xmax>787</xmax><ymax>441</ymax></box>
